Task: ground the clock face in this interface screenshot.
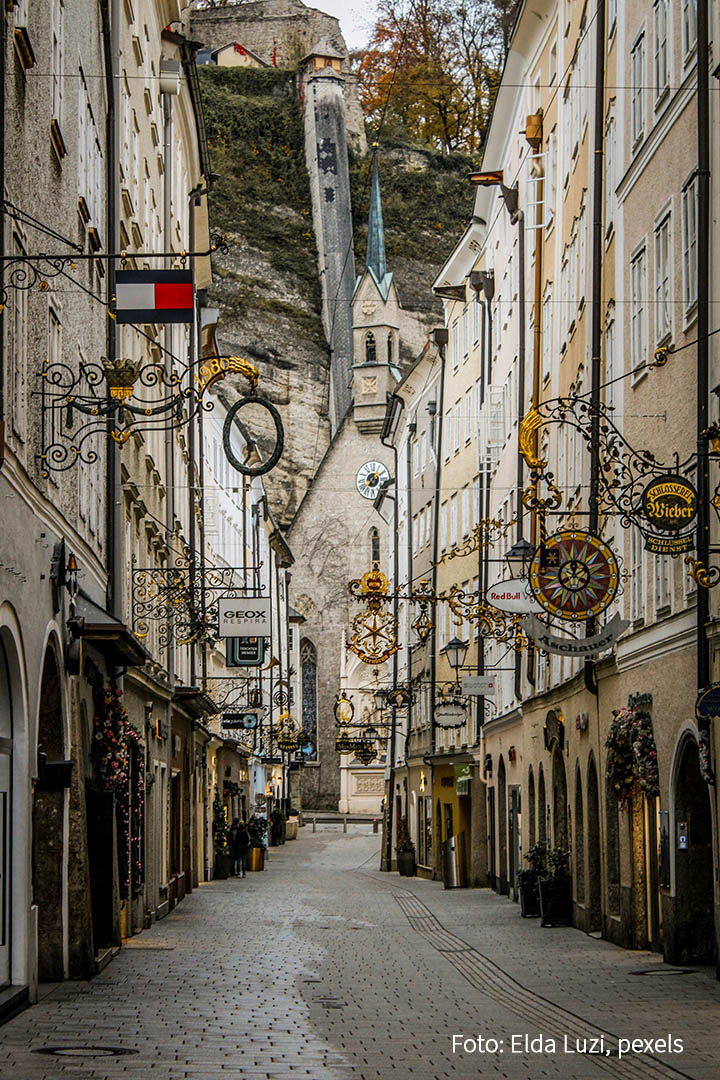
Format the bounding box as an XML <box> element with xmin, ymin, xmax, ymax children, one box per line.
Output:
<box><xmin>356</xmin><ymin>460</ymin><xmax>390</xmax><ymax>500</ymax></box>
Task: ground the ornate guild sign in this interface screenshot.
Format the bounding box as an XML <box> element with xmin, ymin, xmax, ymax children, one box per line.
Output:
<box><xmin>641</xmin><ymin>475</ymin><xmax>697</xmax><ymax>532</ymax></box>
<box><xmin>529</xmin><ymin>530</ymin><xmax>619</xmax><ymax>621</ymax></box>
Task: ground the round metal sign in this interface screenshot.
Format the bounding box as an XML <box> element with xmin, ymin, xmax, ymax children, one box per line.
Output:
<box><xmin>529</xmin><ymin>530</ymin><xmax>619</xmax><ymax>621</ymax></box>
<box><xmin>641</xmin><ymin>474</ymin><xmax>697</xmax><ymax>532</ymax></box>
<box><xmin>434</xmin><ymin>703</ymin><xmax>467</xmax><ymax>729</ymax></box>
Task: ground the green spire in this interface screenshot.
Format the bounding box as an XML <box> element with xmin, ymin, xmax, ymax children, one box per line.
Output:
<box><xmin>366</xmin><ymin>148</ymin><xmax>387</xmax><ymax>283</ymax></box>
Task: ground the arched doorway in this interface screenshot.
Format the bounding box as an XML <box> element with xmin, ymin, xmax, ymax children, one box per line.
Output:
<box><xmin>33</xmin><ymin>646</ymin><xmax>66</xmax><ymax>981</ymax></box>
<box><xmin>574</xmin><ymin>767</ymin><xmax>585</xmax><ymax>905</ymax></box>
<box><xmin>0</xmin><ymin>640</ymin><xmax>14</xmax><ymax>988</ymax></box>
<box><xmin>497</xmin><ymin>756</ymin><xmax>508</xmax><ymax>893</ymax></box>
<box><xmin>528</xmin><ymin>766</ymin><xmax>536</xmax><ymax>847</ymax></box>
<box><xmin>552</xmin><ymin>745</ymin><xmax>568</xmax><ymax>848</ymax></box>
<box><xmin>586</xmin><ymin>756</ymin><xmax>602</xmax><ymax>930</ymax></box>
<box><xmin>538</xmin><ymin>764</ymin><xmax>547</xmax><ymax>843</ymax></box>
<box><xmin>670</xmin><ymin>737</ymin><xmax>715</xmax><ymax>964</ymax></box>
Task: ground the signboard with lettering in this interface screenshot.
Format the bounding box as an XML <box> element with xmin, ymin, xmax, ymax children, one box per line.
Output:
<box><xmin>525</xmin><ymin>613</ymin><xmax>629</xmax><ymax>657</ymax></box>
<box><xmin>487</xmin><ymin>578</ymin><xmax>543</xmax><ymax>614</ymax></box>
<box><xmin>644</xmin><ymin>533</ymin><xmax>694</xmax><ymax>555</ymax></box>
<box><xmin>218</xmin><ymin>596</ymin><xmax>271</xmax><ymax>638</ymax></box>
<box><xmin>221</xmin><ymin>711</ymin><xmax>260</xmax><ymax>731</ymax></box>
<box><xmin>462</xmin><ymin>675</ymin><xmax>496</xmax><ymax>696</ymax></box>
<box><xmin>226</xmin><ymin>636</ymin><xmax>265</xmax><ymax>667</ymax></box>
<box><xmin>641</xmin><ymin>475</ymin><xmax>697</xmax><ymax>532</ymax></box>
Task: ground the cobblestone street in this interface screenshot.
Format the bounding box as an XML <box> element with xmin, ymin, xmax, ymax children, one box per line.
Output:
<box><xmin>2</xmin><ymin>825</ymin><xmax>720</xmax><ymax>1080</ymax></box>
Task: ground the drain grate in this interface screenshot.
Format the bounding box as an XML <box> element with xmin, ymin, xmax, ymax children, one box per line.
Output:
<box><xmin>312</xmin><ymin>998</ymin><xmax>346</xmax><ymax>1009</ymax></box>
<box><xmin>630</xmin><ymin>967</ymin><xmax>698</xmax><ymax>976</ymax></box>
<box><xmin>34</xmin><ymin>1046</ymin><xmax>139</xmax><ymax>1057</ymax></box>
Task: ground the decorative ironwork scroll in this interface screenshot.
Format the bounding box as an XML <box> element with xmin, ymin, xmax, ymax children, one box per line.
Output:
<box><xmin>131</xmin><ymin>559</ymin><xmax>252</xmax><ymax>647</ymax></box>
<box><xmin>434</xmin><ymin>517</ymin><xmax>516</xmax><ymax>566</ymax></box>
<box><xmin>346</xmin><ymin>570</ymin><xmax>400</xmax><ymax>665</ymax></box>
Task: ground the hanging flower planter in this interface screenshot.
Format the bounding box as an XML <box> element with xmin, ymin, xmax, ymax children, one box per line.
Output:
<box><xmin>605</xmin><ymin>704</ymin><xmax>659</xmax><ymax>805</ymax></box>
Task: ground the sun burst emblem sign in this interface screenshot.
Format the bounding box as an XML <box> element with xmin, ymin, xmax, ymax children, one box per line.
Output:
<box><xmin>528</xmin><ymin>530</ymin><xmax>619</xmax><ymax>621</ymax></box>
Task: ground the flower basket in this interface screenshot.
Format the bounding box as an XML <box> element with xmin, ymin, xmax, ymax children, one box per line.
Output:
<box><xmin>538</xmin><ymin>875</ymin><xmax>573</xmax><ymax>926</ymax></box>
<box><xmin>248</xmin><ymin>846</ymin><xmax>265</xmax><ymax>872</ymax></box>
<box><xmin>396</xmin><ymin>816</ymin><xmax>416</xmax><ymax>877</ymax></box>
<box><xmin>606</xmin><ymin>705</ymin><xmax>659</xmax><ymax>805</ymax></box>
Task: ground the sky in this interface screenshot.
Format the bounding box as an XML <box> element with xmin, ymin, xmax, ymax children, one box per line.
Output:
<box><xmin>316</xmin><ymin>0</ymin><xmax>379</xmax><ymax>51</ymax></box>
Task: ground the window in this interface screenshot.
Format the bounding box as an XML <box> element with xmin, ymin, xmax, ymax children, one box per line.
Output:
<box><xmin>300</xmin><ymin>641</ymin><xmax>318</xmax><ymax>761</ymax></box>
<box><xmin>387</xmin><ymin>333</ymin><xmax>393</xmax><ymax>364</ymax></box>
<box><xmin>631</xmin><ymin>34</ymin><xmax>645</xmax><ymax>146</ymax></box>
<box><xmin>630</xmin><ymin>247</ymin><xmax>647</xmax><ymax>374</ymax></box>
<box><xmin>451</xmin><ymin>318</ymin><xmax>460</xmax><ymax>371</ymax></box>
<box><xmin>440</xmin><ymin>502</ymin><xmax>447</xmax><ymax>550</ymax></box>
<box><xmin>413</xmin><ymin>441</ymin><xmax>419</xmax><ymax>477</ymax></box>
<box><xmin>569</xmin><ymin>226</ymin><xmax>578</xmax><ymax>330</ymax></box>
<box><xmin>365</xmin><ymin>331</ymin><xmax>376</xmax><ymax>364</ymax></box>
<box><xmin>473</xmin><ymin>476</ymin><xmax>481</xmax><ymax>524</ymax></box>
<box><xmin>461</xmin><ymin>487</ymin><xmax>470</xmax><ymax>537</ymax></box>
<box><xmin>370</xmin><ymin>527</ymin><xmax>380</xmax><ymax>568</ymax></box>
<box><xmin>654</xmin><ymin>0</ymin><xmax>669</xmax><ymax>103</ymax></box>
<box><xmin>453</xmin><ymin>402</ymin><xmax>461</xmax><ymax>453</ymax></box>
<box><xmin>549</xmin><ymin>42</ymin><xmax>557</xmax><ymax>84</ymax></box>
<box><xmin>444</xmin><ymin>411</ymin><xmax>451</xmax><ymax>461</ymax></box>
<box><xmin>472</xmin><ymin>296</ymin><xmax>480</xmax><ymax>343</ymax></box>
<box><xmin>562</xmin><ymin>81</ymin><xmax>572</xmax><ymax>185</ymax></box>
<box><xmin>605</xmin><ymin>112</ymin><xmax>615</xmax><ymax>232</ymax></box>
<box><xmin>420</xmin><ymin>431</ymin><xmax>427</xmax><ymax>472</ymax></box>
<box><xmin>51</xmin><ymin>0</ymin><xmax>64</xmax><ymax>126</ymax></box>
<box><xmin>10</xmin><ymin>235</ymin><xmax>27</xmax><ymax>440</ymax></box>
<box><xmin>655</xmin><ymin>554</ymin><xmax>670</xmax><ymax>612</ymax></box>
<box><xmin>542</xmin><ymin>288</ymin><xmax>552</xmax><ymax>383</ymax></box>
<box><xmin>609</xmin><ymin>0</ymin><xmax>617</xmax><ymax>34</ymax></box>
<box><xmin>546</xmin><ymin>128</ymin><xmax>557</xmax><ymax>226</ymax></box>
<box><xmin>561</xmin><ymin>254</ymin><xmax>569</xmax><ymax>344</ymax></box>
<box><xmin>630</xmin><ymin>528</ymin><xmax>645</xmax><ymax>621</ymax></box>
<box><xmin>464</xmin><ymin>389</ymin><xmax>472</xmax><ymax>443</ymax></box>
<box><xmin>682</xmin><ymin>0</ymin><xmax>697</xmax><ymax>61</ymax></box>
<box><xmin>654</xmin><ymin>212</ymin><xmax>671</xmax><ymax>342</ymax></box>
<box><xmin>605</xmin><ymin>314</ymin><xmax>616</xmax><ymax>413</ymax></box>
<box><xmin>682</xmin><ymin>176</ymin><xmax>698</xmax><ymax>315</ymax></box>
<box><xmin>580</xmin><ymin>34</ymin><xmax>588</xmax><ymax>130</ymax></box>
<box><xmin>450</xmin><ymin>495</ymin><xmax>458</xmax><ymax>546</ymax></box>
<box><xmin>462</xmin><ymin>306</ymin><xmax>470</xmax><ymax>358</ymax></box>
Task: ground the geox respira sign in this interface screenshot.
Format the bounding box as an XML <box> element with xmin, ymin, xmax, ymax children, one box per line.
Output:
<box><xmin>218</xmin><ymin>596</ymin><xmax>271</xmax><ymax>638</ymax></box>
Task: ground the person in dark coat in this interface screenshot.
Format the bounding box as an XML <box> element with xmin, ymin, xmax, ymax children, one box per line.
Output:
<box><xmin>230</xmin><ymin>818</ymin><xmax>250</xmax><ymax>877</ymax></box>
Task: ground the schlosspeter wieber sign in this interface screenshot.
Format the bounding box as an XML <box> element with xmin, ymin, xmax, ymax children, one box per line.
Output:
<box><xmin>218</xmin><ymin>596</ymin><xmax>271</xmax><ymax>638</ymax></box>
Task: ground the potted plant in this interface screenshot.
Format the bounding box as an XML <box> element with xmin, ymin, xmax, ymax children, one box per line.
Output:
<box><xmin>212</xmin><ymin>794</ymin><xmax>233</xmax><ymax>880</ymax></box>
<box><xmin>517</xmin><ymin>841</ymin><xmax>547</xmax><ymax>917</ymax></box>
<box><xmin>247</xmin><ymin>814</ymin><xmax>268</xmax><ymax>871</ymax></box>
<box><xmin>396</xmin><ymin>816</ymin><xmax>416</xmax><ymax>877</ymax></box>
<box><xmin>538</xmin><ymin>845</ymin><xmax>573</xmax><ymax>927</ymax></box>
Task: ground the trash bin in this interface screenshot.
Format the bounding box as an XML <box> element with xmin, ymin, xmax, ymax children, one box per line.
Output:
<box><xmin>443</xmin><ymin>832</ymin><xmax>468</xmax><ymax>889</ymax></box>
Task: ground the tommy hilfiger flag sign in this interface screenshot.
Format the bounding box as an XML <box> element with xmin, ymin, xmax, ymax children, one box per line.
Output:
<box><xmin>114</xmin><ymin>269</ymin><xmax>194</xmax><ymax>323</ymax></box>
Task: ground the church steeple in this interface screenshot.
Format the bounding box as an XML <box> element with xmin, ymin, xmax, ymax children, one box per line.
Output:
<box><xmin>366</xmin><ymin>148</ymin><xmax>388</xmax><ymax>288</ymax></box>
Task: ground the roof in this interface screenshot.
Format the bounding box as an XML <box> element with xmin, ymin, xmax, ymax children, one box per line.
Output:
<box><xmin>212</xmin><ymin>41</ymin><xmax>268</xmax><ymax>67</ymax></box>
<box><xmin>301</xmin><ymin>37</ymin><xmax>345</xmax><ymax>63</ymax></box>
<box><xmin>354</xmin><ymin>150</ymin><xmax>394</xmax><ymax>301</ymax></box>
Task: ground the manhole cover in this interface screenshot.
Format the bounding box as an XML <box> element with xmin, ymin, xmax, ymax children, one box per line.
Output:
<box><xmin>34</xmin><ymin>1046</ymin><xmax>139</xmax><ymax>1057</ymax></box>
<box><xmin>630</xmin><ymin>968</ymin><xmax>698</xmax><ymax>976</ymax></box>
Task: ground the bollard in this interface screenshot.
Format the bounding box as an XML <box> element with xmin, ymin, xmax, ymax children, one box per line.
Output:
<box><xmin>343</xmin><ymin>816</ymin><xmax>347</xmax><ymax>833</ymax></box>
<box><xmin>373</xmin><ymin>818</ymin><xmax>378</xmax><ymax>834</ymax></box>
<box><xmin>312</xmin><ymin>816</ymin><xmax>316</xmax><ymax>833</ymax></box>
<box><xmin>298</xmin><ymin>811</ymin><xmax>304</xmax><ymax>828</ymax></box>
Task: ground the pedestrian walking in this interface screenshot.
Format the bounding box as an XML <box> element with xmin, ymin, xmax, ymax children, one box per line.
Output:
<box><xmin>230</xmin><ymin>818</ymin><xmax>250</xmax><ymax>877</ymax></box>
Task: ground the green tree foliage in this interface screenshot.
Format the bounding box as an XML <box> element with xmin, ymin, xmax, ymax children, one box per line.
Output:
<box><xmin>357</xmin><ymin>0</ymin><xmax>519</xmax><ymax>153</ymax></box>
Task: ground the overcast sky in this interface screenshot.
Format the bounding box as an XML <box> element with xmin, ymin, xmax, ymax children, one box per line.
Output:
<box><xmin>317</xmin><ymin>0</ymin><xmax>379</xmax><ymax>50</ymax></box>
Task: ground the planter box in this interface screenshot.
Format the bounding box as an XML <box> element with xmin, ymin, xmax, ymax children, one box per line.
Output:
<box><xmin>248</xmin><ymin>846</ymin><xmax>265</xmax><ymax>872</ymax></box>
<box><xmin>285</xmin><ymin>820</ymin><xmax>298</xmax><ymax>840</ymax></box>
<box><xmin>213</xmin><ymin>853</ymin><xmax>233</xmax><ymax>880</ymax></box>
<box><xmin>538</xmin><ymin>876</ymin><xmax>573</xmax><ymax>927</ymax></box>
<box><xmin>518</xmin><ymin>875</ymin><xmax>541</xmax><ymax>917</ymax></box>
<box><xmin>397</xmin><ymin>850</ymin><xmax>416</xmax><ymax>877</ymax></box>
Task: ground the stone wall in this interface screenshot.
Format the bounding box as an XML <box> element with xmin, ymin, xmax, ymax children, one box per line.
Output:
<box><xmin>191</xmin><ymin>0</ymin><xmax>346</xmax><ymax>68</ymax></box>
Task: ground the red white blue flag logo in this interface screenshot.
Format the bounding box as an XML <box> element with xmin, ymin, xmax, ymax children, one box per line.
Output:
<box><xmin>114</xmin><ymin>269</ymin><xmax>194</xmax><ymax>323</ymax></box>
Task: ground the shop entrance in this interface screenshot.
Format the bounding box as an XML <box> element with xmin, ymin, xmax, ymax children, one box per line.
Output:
<box><xmin>508</xmin><ymin>786</ymin><xmax>521</xmax><ymax>901</ymax></box>
<box><xmin>586</xmin><ymin>757</ymin><xmax>602</xmax><ymax>930</ymax></box>
<box><xmin>552</xmin><ymin>745</ymin><xmax>568</xmax><ymax>848</ymax></box>
<box><xmin>670</xmin><ymin>737</ymin><xmax>715</xmax><ymax>963</ymax></box>
<box><xmin>497</xmin><ymin>756</ymin><xmax>507</xmax><ymax>893</ymax></box>
<box><xmin>32</xmin><ymin>647</ymin><xmax>66</xmax><ymax>981</ymax></box>
<box><xmin>0</xmin><ymin>641</ymin><xmax>14</xmax><ymax>989</ymax></box>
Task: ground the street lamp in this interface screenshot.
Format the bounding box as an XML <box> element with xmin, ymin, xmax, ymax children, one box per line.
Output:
<box><xmin>374</xmin><ymin>687</ymin><xmax>388</xmax><ymax>711</ymax></box>
<box><xmin>373</xmin><ymin>477</ymin><xmax>395</xmax><ymax>526</ymax></box>
<box><xmin>441</xmin><ymin>636</ymin><xmax>469</xmax><ymax>675</ymax></box>
<box><xmin>505</xmin><ymin>538</ymin><xmax>536</xmax><ymax>580</ymax></box>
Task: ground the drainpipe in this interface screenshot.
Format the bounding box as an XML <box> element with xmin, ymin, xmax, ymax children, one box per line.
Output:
<box><xmin>381</xmin><ymin>406</ymin><xmax>402</xmax><ymax>871</ymax></box>
<box><xmin>526</xmin><ymin>113</ymin><xmax>544</xmax><ymax>691</ymax></box>
<box><xmin>514</xmin><ymin>206</ymin><xmax>526</xmax><ymax>704</ymax></box>
<box><xmin>405</xmin><ymin>421</ymin><xmax>415</xmax><ymax>758</ymax></box>
<box><xmin>0</xmin><ymin>9</ymin><xmax>6</xmax><ymax>467</ymax></box>
<box><xmin>585</xmin><ymin>0</ymin><xmax>607</xmax><ymax>697</ymax></box>
<box><xmin>696</xmin><ymin>0</ymin><xmax>710</xmax><ymax>696</ymax></box>
<box><xmin>429</xmin><ymin>329</ymin><xmax>448</xmax><ymax>760</ymax></box>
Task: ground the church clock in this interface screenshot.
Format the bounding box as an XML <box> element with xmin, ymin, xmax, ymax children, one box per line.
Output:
<box><xmin>356</xmin><ymin>460</ymin><xmax>390</xmax><ymax>500</ymax></box>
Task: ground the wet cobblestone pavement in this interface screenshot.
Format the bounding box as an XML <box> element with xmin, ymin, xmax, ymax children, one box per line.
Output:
<box><xmin>2</xmin><ymin>824</ymin><xmax>720</xmax><ymax>1080</ymax></box>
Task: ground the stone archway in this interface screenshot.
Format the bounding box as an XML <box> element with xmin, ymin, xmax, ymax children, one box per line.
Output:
<box><xmin>667</xmin><ymin>737</ymin><xmax>715</xmax><ymax>964</ymax></box>
<box><xmin>551</xmin><ymin>745</ymin><xmax>568</xmax><ymax>848</ymax></box>
<box><xmin>574</xmin><ymin>766</ymin><xmax>585</xmax><ymax>904</ymax></box>
<box><xmin>586</xmin><ymin>755</ymin><xmax>602</xmax><ymax>931</ymax></box>
<box><xmin>0</xmin><ymin>639</ymin><xmax>14</xmax><ymax>989</ymax></box>
<box><xmin>33</xmin><ymin>646</ymin><xmax>66</xmax><ymax>981</ymax></box>
<box><xmin>537</xmin><ymin>764</ymin><xmax>547</xmax><ymax>843</ymax></box>
<box><xmin>497</xmin><ymin>756</ymin><xmax>508</xmax><ymax>893</ymax></box>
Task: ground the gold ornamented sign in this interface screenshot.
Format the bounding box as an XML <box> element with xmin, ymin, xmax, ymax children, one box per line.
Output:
<box><xmin>641</xmin><ymin>475</ymin><xmax>697</xmax><ymax>532</ymax></box>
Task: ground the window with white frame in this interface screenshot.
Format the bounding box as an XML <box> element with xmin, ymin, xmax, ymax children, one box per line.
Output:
<box><xmin>631</xmin><ymin>34</ymin><xmax>645</xmax><ymax>146</ymax></box>
<box><xmin>605</xmin><ymin>112</ymin><xmax>615</xmax><ymax>232</ymax></box>
<box><xmin>561</xmin><ymin>253</ymin><xmax>569</xmax><ymax>344</ymax></box>
<box><xmin>451</xmin><ymin>318</ymin><xmax>460</xmax><ymax>371</ymax></box>
<box><xmin>450</xmin><ymin>494</ymin><xmax>458</xmax><ymax>546</ymax></box>
<box><xmin>454</xmin><ymin>402</ymin><xmax>461</xmax><ymax>453</ymax></box>
<box><xmin>420</xmin><ymin>431</ymin><xmax>427</xmax><ymax>472</ymax></box>
<box><xmin>440</xmin><ymin>501</ymin><xmax>447</xmax><ymax>550</ymax></box>
<box><xmin>51</xmin><ymin>0</ymin><xmax>65</xmax><ymax>127</ymax></box>
<box><xmin>569</xmin><ymin>226</ymin><xmax>578</xmax><ymax>330</ymax></box>
<box><xmin>461</xmin><ymin>487</ymin><xmax>470</xmax><ymax>537</ymax></box>
<box><xmin>10</xmin><ymin>235</ymin><xmax>28</xmax><ymax>441</ymax></box>
<box><xmin>654</xmin><ymin>0</ymin><xmax>669</xmax><ymax>104</ymax></box>
<box><xmin>630</xmin><ymin>247</ymin><xmax>647</xmax><ymax>374</ymax></box>
<box><xmin>630</xmin><ymin>527</ymin><xmax>645</xmax><ymax>620</ymax></box>
<box><xmin>473</xmin><ymin>475</ymin><xmax>481</xmax><ymax>523</ymax></box>
<box><xmin>605</xmin><ymin>311</ymin><xmax>616</xmax><ymax>413</ymax></box>
<box><xmin>682</xmin><ymin>0</ymin><xmax>697</xmax><ymax>62</ymax></box>
<box><xmin>580</xmin><ymin>33</ymin><xmax>588</xmax><ymax>130</ymax></box>
<box><xmin>563</xmin><ymin>81</ymin><xmax>572</xmax><ymax>185</ymax></box>
<box><xmin>475</xmin><ymin>380</ymin><xmax>482</xmax><ymax>433</ymax></box>
<box><xmin>609</xmin><ymin>0</ymin><xmax>617</xmax><ymax>34</ymax></box>
<box><xmin>542</xmin><ymin>287</ymin><xmax>552</xmax><ymax>382</ymax></box>
<box><xmin>682</xmin><ymin>176</ymin><xmax>698</xmax><ymax>315</ymax></box>
<box><xmin>654</xmin><ymin>212</ymin><xmax>671</xmax><ymax>343</ymax></box>
<box><xmin>462</xmin><ymin>305</ymin><xmax>470</xmax><ymax>358</ymax></box>
<box><xmin>464</xmin><ymin>389</ymin><xmax>472</xmax><ymax>443</ymax></box>
<box><xmin>549</xmin><ymin>41</ymin><xmax>557</xmax><ymax>84</ymax></box>
<box><xmin>472</xmin><ymin>295</ymin><xmax>480</xmax><ymax>343</ymax></box>
<box><xmin>413</xmin><ymin>441</ymin><xmax>419</xmax><ymax>477</ymax></box>
<box><xmin>655</xmin><ymin>553</ymin><xmax>671</xmax><ymax>612</ymax></box>
<box><xmin>444</xmin><ymin>411</ymin><xmax>451</xmax><ymax>461</ymax></box>
<box><xmin>546</xmin><ymin>128</ymin><xmax>557</xmax><ymax>226</ymax></box>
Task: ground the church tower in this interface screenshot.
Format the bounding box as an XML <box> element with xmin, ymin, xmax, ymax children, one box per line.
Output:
<box><xmin>351</xmin><ymin>151</ymin><xmax>402</xmax><ymax>434</ymax></box>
